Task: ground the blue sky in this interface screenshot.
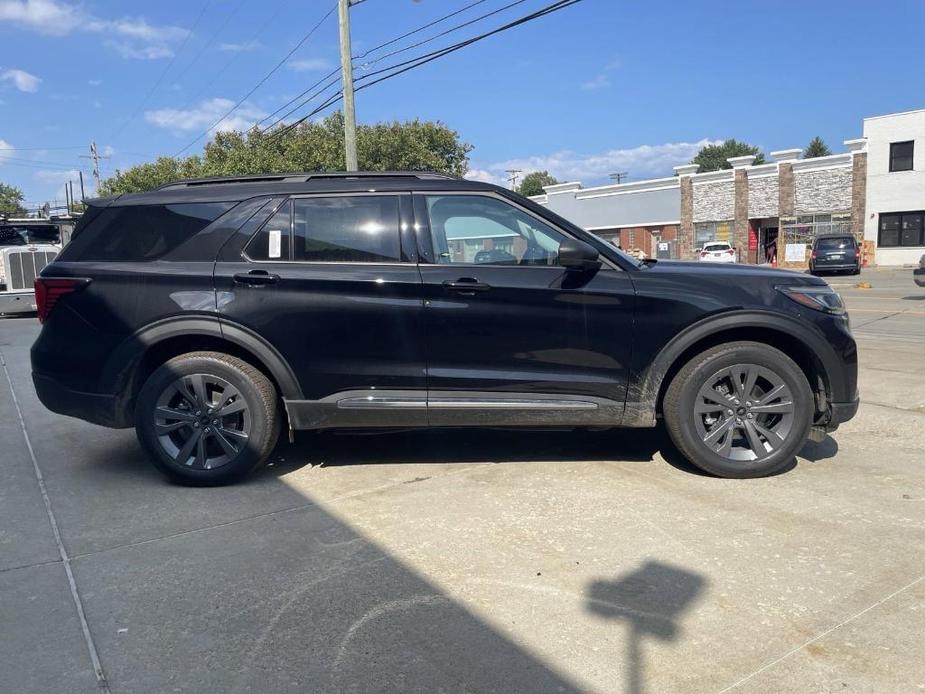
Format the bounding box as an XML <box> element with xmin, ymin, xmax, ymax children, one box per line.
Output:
<box><xmin>1</xmin><ymin>0</ymin><xmax>923</xmax><ymax>208</ymax></box>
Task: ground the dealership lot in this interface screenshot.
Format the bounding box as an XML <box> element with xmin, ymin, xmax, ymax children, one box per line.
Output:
<box><xmin>1</xmin><ymin>268</ymin><xmax>923</xmax><ymax>694</ymax></box>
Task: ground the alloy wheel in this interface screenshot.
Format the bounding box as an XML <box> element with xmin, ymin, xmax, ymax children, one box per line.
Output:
<box><xmin>693</xmin><ymin>364</ymin><xmax>795</xmax><ymax>462</ymax></box>
<box><xmin>153</xmin><ymin>373</ymin><xmax>251</xmax><ymax>470</ymax></box>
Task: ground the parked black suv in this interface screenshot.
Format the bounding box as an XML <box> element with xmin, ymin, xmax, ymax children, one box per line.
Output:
<box><xmin>31</xmin><ymin>172</ymin><xmax>858</xmax><ymax>484</ymax></box>
<box><xmin>809</xmin><ymin>234</ymin><xmax>861</xmax><ymax>275</ymax></box>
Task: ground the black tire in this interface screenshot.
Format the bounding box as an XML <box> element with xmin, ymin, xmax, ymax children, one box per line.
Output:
<box><xmin>663</xmin><ymin>341</ymin><xmax>813</xmax><ymax>478</ymax></box>
<box><xmin>135</xmin><ymin>351</ymin><xmax>280</xmax><ymax>486</ymax></box>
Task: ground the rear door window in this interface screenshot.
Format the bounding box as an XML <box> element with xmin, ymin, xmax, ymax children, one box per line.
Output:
<box><xmin>292</xmin><ymin>195</ymin><xmax>401</xmax><ymax>263</ymax></box>
<box><xmin>62</xmin><ymin>202</ymin><xmax>235</xmax><ymax>261</ymax></box>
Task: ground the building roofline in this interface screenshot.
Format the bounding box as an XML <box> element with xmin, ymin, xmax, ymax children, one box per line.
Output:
<box><xmin>863</xmin><ymin>107</ymin><xmax>925</xmax><ymax>122</ymax></box>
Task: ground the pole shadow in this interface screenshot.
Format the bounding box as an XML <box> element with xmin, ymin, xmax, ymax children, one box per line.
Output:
<box><xmin>587</xmin><ymin>561</ymin><xmax>706</xmax><ymax>694</ymax></box>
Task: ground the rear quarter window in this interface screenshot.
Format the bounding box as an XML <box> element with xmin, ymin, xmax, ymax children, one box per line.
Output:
<box><xmin>59</xmin><ymin>202</ymin><xmax>235</xmax><ymax>262</ymax></box>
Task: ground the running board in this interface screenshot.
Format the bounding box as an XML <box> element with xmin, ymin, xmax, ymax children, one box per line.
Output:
<box><xmin>284</xmin><ymin>390</ymin><xmax>624</xmax><ymax>430</ymax></box>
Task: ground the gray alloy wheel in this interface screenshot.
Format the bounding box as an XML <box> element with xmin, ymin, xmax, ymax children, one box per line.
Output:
<box><xmin>663</xmin><ymin>341</ymin><xmax>813</xmax><ymax>479</ymax></box>
<box><xmin>693</xmin><ymin>364</ymin><xmax>794</xmax><ymax>462</ymax></box>
<box><xmin>154</xmin><ymin>373</ymin><xmax>251</xmax><ymax>470</ymax></box>
<box><xmin>135</xmin><ymin>351</ymin><xmax>280</xmax><ymax>485</ymax></box>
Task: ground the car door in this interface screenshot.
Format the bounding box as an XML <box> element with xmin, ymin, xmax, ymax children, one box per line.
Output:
<box><xmin>413</xmin><ymin>192</ymin><xmax>636</xmax><ymax>426</ymax></box>
<box><xmin>214</xmin><ymin>192</ymin><xmax>427</xmax><ymax>424</ymax></box>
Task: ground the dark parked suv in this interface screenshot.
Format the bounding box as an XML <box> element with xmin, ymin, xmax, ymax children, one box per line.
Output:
<box><xmin>809</xmin><ymin>234</ymin><xmax>861</xmax><ymax>275</ymax></box>
<box><xmin>31</xmin><ymin>172</ymin><xmax>858</xmax><ymax>484</ymax></box>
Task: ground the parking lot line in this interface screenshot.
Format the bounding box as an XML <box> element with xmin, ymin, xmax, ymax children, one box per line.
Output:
<box><xmin>0</xmin><ymin>351</ymin><xmax>111</xmax><ymax>694</ymax></box>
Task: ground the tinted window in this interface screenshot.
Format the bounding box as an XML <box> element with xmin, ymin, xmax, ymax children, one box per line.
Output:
<box><xmin>815</xmin><ymin>237</ymin><xmax>854</xmax><ymax>251</ymax></box>
<box><xmin>426</xmin><ymin>195</ymin><xmax>564</xmax><ymax>266</ymax></box>
<box><xmin>293</xmin><ymin>196</ymin><xmax>401</xmax><ymax>263</ymax></box>
<box><xmin>245</xmin><ymin>201</ymin><xmax>291</xmax><ymax>261</ymax></box>
<box><xmin>889</xmin><ymin>141</ymin><xmax>914</xmax><ymax>172</ymax></box>
<box><xmin>879</xmin><ymin>212</ymin><xmax>924</xmax><ymax>248</ymax></box>
<box><xmin>0</xmin><ymin>225</ymin><xmax>60</xmax><ymax>246</ymax></box>
<box><xmin>65</xmin><ymin>202</ymin><xmax>234</xmax><ymax>261</ymax></box>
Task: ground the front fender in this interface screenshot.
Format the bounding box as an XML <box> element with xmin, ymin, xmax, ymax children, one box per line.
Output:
<box><xmin>622</xmin><ymin>309</ymin><xmax>852</xmax><ymax>427</ymax></box>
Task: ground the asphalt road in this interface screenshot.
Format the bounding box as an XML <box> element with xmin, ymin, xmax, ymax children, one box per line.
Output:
<box><xmin>1</xmin><ymin>266</ymin><xmax>923</xmax><ymax>693</ymax></box>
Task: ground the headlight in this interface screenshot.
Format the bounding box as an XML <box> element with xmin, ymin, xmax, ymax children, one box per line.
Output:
<box><xmin>777</xmin><ymin>285</ymin><xmax>846</xmax><ymax>315</ymax></box>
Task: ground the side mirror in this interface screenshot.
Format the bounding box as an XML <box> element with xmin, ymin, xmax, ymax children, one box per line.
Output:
<box><xmin>558</xmin><ymin>238</ymin><xmax>601</xmax><ymax>271</ymax></box>
<box><xmin>694</xmin><ymin>247</ymin><xmax>702</xmax><ymax>254</ymax></box>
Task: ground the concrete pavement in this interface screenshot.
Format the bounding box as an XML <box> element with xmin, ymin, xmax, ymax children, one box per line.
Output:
<box><xmin>1</xmin><ymin>267</ymin><xmax>923</xmax><ymax>693</ymax></box>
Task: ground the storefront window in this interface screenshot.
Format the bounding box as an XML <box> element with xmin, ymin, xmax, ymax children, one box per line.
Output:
<box><xmin>694</xmin><ymin>221</ymin><xmax>733</xmax><ymax>248</ymax></box>
<box><xmin>780</xmin><ymin>213</ymin><xmax>852</xmax><ymax>246</ymax></box>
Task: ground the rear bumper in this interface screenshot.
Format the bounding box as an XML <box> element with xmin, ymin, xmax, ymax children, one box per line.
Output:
<box><xmin>32</xmin><ymin>372</ymin><xmax>130</xmax><ymax>428</ymax></box>
<box><xmin>0</xmin><ymin>291</ymin><xmax>37</xmax><ymax>315</ymax></box>
<box><xmin>914</xmin><ymin>268</ymin><xmax>925</xmax><ymax>287</ymax></box>
<box><xmin>811</xmin><ymin>262</ymin><xmax>860</xmax><ymax>272</ymax></box>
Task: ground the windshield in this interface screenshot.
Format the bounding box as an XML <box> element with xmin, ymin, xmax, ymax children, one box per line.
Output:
<box><xmin>0</xmin><ymin>224</ymin><xmax>61</xmax><ymax>246</ymax></box>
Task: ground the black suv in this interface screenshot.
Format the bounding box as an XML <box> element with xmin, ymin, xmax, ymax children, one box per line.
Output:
<box><xmin>31</xmin><ymin>172</ymin><xmax>858</xmax><ymax>484</ymax></box>
<box><xmin>809</xmin><ymin>234</ymin><xmax>861</xmax><ymax>275</ymax></box>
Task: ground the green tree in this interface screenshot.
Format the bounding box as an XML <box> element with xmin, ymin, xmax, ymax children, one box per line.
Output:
<box><xmin>803</xmin><ymin>136</ymin><xmax>832</xmax><ymax>159</ymax></box>
<box><xmin>690</xmin><ymin>139</ymin><xmax>765</xmax><ymax>172</ymax></box>
<box><xmin>0</xmin><ymin>182</ymin><xmax>28</xmax><ymax>217</ymax></box>
<box><xmin>517</xmin><ymin>170</ymin><xmax>559</xmax><ymax>197</ymax></box>
<box><xmin>100</xmin><ymin>113</ymin><xmax>473</xmax><ymax>195</ymax></box>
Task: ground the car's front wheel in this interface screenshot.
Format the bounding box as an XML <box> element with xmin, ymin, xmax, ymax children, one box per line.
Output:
<box><xmin>663</xmin><ymin>341</ymin><xmax>813</xmax><ymax>478</ymax></box>
<box><xmin>135</xmin><ymin>351</ymin><xmax>281</xmax><ymax>485</ymax></box>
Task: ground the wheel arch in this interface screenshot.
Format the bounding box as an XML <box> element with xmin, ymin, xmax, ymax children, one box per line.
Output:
<box><xmin>623</xmin><ymin>311</ymin><xmax>837</xmax><ymax>427</ymax></box>
<box><xmin>102</xmin><ymin>316</ymin><xmax>302</xmax><ymax>425</ymax></box>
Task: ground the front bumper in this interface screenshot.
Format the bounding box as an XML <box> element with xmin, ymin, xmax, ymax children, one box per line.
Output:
<box><xmin>32</xmin><ymin>372</ymin><xmax>130</xmax><ymax>428</ymax></box>
<box><xmin>826</xmin><ymin>397</ymin><xmax>860</xmax><ymax>430</ymax></box>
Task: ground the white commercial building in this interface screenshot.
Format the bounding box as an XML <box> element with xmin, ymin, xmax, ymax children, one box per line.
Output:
<box><xmin>863</xmin><ymin>109</ymin><xmax>925</xmax><ymax>266</ymax></box>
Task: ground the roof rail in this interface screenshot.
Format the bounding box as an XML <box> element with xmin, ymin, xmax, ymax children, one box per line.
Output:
<box><xmin>155</xmin><ymin>171</ymin><xmax>457</xmax><ymax>190</ymax></box>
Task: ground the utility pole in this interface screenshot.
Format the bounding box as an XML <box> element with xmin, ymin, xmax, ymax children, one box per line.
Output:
<box><xmin>338</xmin><ymin>0</ymin><xmax>358</xmax><ymax>171</ymax></box>
<box><xmin>80</xmin><ymin>142</ymin><xmax>110</xmax><ymax>195</ymax></box>
<box><xmin>506</xmin><ymin>169</ymin><xmax>522</xmax><ymax>190</ymax></box>
<box><xmin>79</xmin><ymin>171</ymin><xmax>86</xmax><ymax>202</ymax></box>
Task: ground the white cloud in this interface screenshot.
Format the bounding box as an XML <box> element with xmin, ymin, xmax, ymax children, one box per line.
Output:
<box><xmin>288</xmin><ymin>58</ymin><xmax>332</xmax><ymax>72</ymax></box>
<box><xmin>473</xmin><ymin>139</ymin><xmax>723</xmax><ymax>186</ymax></box>
<box><xmin>0</xmin><ymin>67</ymin><xmax>41</xmax><ymax>92</ymax></box>
<box><xmin>105</xmin><ymin>41</ymin><xmax>174</xmax><ymax>60</ymax></box>
<box><xmin>33</xmin><ymin>168</ymin><xmax>79</xmax><ymax>182</ymax></box>
<box><xmin>464</xmin><ymin>168</ymin><xmax>507</xmax><ymax>186</ymax></box>
<box><xmin>580</xmin><ymin>74</ymin><xmax>610</xmax><ymax>91</ymax></box>
<box><xmin>88</xmin><ymin>78</ymin><xmax>102</xmax><ymax>86</ymax></box>
<box><xmin>0</xmin><ymin>0</ymin><xmax>189</xmax><ymax>58</ymax></box>
<box><xmin>144</xmin><ymin>98</ymin><xmax>268</xmax><ymax>134</ymax></box>
<box><xmin>219</xmin><ymin>39</ymin><xmax>261</xmax><ymax>52</ymax></box>
<box><xmin>0</xmin><ymin>138</ymin><xmax>15</xmax><ymax>164</ymax></box>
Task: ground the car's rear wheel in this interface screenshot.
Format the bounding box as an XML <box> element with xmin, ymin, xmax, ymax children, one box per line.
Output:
<box><xmin>663</xmin><ymin>341</ymin><xmax>813</xmax><ymax>478</ymax></box>
<box><xmin>135</xmin><ymin>351</ymin><xmax>280</xmax><ymax>485</ymax></box>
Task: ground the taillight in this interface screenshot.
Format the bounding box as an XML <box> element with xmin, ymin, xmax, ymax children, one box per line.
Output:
<box><xmin>855</xmin><ymin>247</ymin><xmax>861</xmax><ymax>258</ymax></box>
<box><xmin>811</xmin><ymin>250</ymin><xmax>817</xmax><ymax>260</ymax></box>
<box><xmin>726</xmin><ymin>249</ymin><xmax>735</xmax><ymax>255</ymax></box>
<box><xmin>700</xmin><ymin>251</ymin><xmax>709</xmax><ymax>257</ymax></box>
<box><xmin>34</xmin><ymin>277</ymin><xmax>90</xmax><ymax>323</ymax></box>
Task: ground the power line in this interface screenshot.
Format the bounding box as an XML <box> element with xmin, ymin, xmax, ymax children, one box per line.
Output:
<box><xmin>257</xmin><ymin>0</ymin><xmax>526</xmax><ymax>135</ymax></box>
<box><xmin>268</xmin><ymin>0</ymin><xmax>582</xmax><ymax>143</ymax></box>
<box><xmin>109</xmin><ymin>0</ymin><xmax>213</xmax><ymax>142</ymax></box>
<box><xmin>174</xmin><ymin>3</ymin><xmax>337</xmax><ymax>157</ymax></box>
<box><xmin>0</xmin><ymin>145</ymin><xmax>85</xmax><ymax>151</ymax></box>
<box><xmin>256</xmin><ymin>0</ymin><xmax>514</xmax><ymax>131</ymax></box>
<box><xmin>177</xmin><ymin>0</ymin><xmax>292</xmax><ymax>117</ymax></box>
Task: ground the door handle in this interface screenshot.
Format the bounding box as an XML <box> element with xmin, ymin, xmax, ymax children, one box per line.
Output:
<box><xmin>443</xmin><ymin>278</ymin><xmax>491</xmax><ymax>295</ymax></box>
<box><xmin>233</xmin><ymin>270</ymin><xmax>279</xmax><ymax>286</ymax></box>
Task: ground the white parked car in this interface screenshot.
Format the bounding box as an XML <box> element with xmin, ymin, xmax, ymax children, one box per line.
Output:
<box><xmin>698</xmin><ymin>241</ymin><xmax>737</xmax><ymax>263</ymax></box>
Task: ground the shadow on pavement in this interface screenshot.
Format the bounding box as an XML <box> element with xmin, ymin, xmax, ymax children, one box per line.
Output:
<box><xmin>587</xmin><ymin>561</ymin><xmax>706</xmax><ymax>694</ymax></box>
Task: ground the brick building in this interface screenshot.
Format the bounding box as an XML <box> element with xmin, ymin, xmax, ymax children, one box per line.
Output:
<box><xmin>530</xmin><ymin>108</ymin><xmax>925</xmax><ymax>267</ymax></box>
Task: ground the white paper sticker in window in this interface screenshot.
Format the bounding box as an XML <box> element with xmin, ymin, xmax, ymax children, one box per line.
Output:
<box><xmin>268</xmin><ymin>229</ymin><xmax>282</xmax><ymax>258</ymax></box>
